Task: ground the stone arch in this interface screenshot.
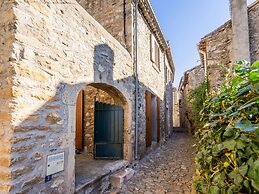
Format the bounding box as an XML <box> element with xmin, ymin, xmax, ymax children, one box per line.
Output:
<box><xmin>74</xmin><ymin>82</ymin><xmax>132</xmax><ymax>161</ymax></box>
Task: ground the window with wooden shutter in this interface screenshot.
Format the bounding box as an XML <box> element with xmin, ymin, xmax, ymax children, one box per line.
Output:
<box><xmin>154</xmin><ymin>42</ymin><xmax>160</xmax><ymax>70</ymax></box>
<box><xmin>150</xmin><ymin>34</ymin><xmax>155</xmax><ymax>62</ymax></box>
<box><xmin>150</xmin><ymin>33</ymin><xmax>160</xmax><ymax>70</ymax></box>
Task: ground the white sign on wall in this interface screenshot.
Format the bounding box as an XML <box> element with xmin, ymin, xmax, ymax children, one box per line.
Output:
<box><xmin>46</xmin><ymin>152</ymin><xmax>65</xmax><ymax>176</ymax></box>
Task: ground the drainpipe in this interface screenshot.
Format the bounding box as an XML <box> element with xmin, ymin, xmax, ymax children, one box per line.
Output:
<box><xmin>199</xmin><ymin>50</ymin><xmax>207</xmax><ymax>78</ymax></box>
<box><xmin>164</xmin><ymin>53</ymin><xmax>167</xmax><ymax>139</ymax></box>
<box><xmin>134</xmin><ymin>0</ymin><xmax>139</xmax><ymax>160</ymax></box>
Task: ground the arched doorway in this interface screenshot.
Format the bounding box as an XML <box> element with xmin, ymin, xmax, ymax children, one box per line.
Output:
<box><xmin>74</xmin><ymin>83</ymin><xmax>130</xmax><ymax>190</ymax></box>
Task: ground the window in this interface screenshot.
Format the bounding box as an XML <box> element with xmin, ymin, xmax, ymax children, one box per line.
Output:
<box><xmin>150</xmin><ymin>34</ymin><xmax>160</xmax><ymax>70</ymax></box>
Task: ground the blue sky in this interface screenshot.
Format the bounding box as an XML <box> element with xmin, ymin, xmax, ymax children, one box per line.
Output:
<box><xmin>150</xmin><ymin>0</ymin><xmax>255</xmax><ymax>87</ymax></box>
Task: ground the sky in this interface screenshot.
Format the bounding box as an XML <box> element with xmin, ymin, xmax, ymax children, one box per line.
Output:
<box><xmin>150</xmin><ymin>0</ymin><xmax>256</xmax><ymax>88</ymax></box>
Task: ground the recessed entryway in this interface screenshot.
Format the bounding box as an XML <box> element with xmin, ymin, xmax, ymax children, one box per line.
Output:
<box><xmin>74</xmin><ymin>83</ymin><xmax>130</xmax><ymax>192</ymax></box>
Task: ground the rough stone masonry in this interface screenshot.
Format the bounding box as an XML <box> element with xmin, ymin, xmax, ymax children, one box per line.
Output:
<box><xmin>0</xmin><ymin>0</ymin><xmax>175</xmax><ymax>193</ymax></box>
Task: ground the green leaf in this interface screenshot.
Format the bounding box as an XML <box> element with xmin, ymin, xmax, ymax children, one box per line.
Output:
<box><xmin>236</xmin><ymin>139</ymin><xmax>247</xmax><ymax>150</ymax></box>
<box><xmin>243</xmin><ymin>180</ymin><xmax>251</xmax><ymax>193</ymax></box>
<box><xmin>223</xmin><ymin>128</ymin><xmax>235</xmax><ymax>137</ymax></box>
<box><xmin>248</xmin><ymin>159</ymin><xmax>259</xmax><ymax>181</ymax></box>
<box><xmin>212</xmin><ymin>172</ymin><xmax>226</xmax><ymax>187</ymax></box>
<box><xmin>235</xmin><ymin>119</ymin><xmax>258</xmax><ymax>132</ymax></box>
<box><xmin>227</xmin><ymin>184</ymin><xmax>240</xmax><ymax>194</ymax></box>
<box><xmin>239</xmin><ymin>164</ymin><xmax>248</xmax><ymax>176</ymax></box>
<box><xmin>251</xmin><ymin>180</ymin><xmax>259</xmax><ymax>191</ymax></box>
<box><xmin>223</xmin><ymin>139</ymin><xmax>236</xmax><ymax>150</ymax></box>
<box><xmin>212</xmin><ymin>144</ymin><xmax>224</xmax><ymax>156</ymax></box>
<box><xmin>248</xmin><ymin>69</ymin><xmax>259</xmax><ymax>83</ymax></box>
<box><xmin>208</xmin><ymin>186</ymin><xmax>220</xmax><ymax>194</ymax></box>
<box><xmin>252</xmin><ymin>61</ymin><xmax>259</xmax><ymax>68</ymax></box>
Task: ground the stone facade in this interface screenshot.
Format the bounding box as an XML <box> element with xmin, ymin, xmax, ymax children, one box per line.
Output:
<box><xmin>172</xmin><ymin>88</ymin><xmax>180</xmax><ymax>128</ymax></box>
<box><xmin>78</xmin><ymin>0</ymin><xmax>175</xmax><ymax>158</ymax></box>
<box><xmin>76</xmin><ymin>0</ymin><xmax>133</xmax><ymax>54</ymax></box>
<box><xmin>0</xmin><ymin>0</ymin><xmax>174</xmax><ymax>193</ymax></box>
<box><xmin>179</xmin><ymin>1</ymin><xmax>259</xmax><ymax>132</ymax></box>
<box><xmin>249</xmin><ymin>1</ymin><xmax>259</xmax><ymax>63</ymax></box>
<box><xmin>178</xmin><ymin>65</ymin><xmax>205</xmax><ymax>132</ymax></box>
<box><xmin>198</xmin><ymin>1</ymin><xmax>259</xmax><ymax>89</ymax></box>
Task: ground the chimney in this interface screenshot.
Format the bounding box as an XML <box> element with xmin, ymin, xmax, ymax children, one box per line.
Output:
<box><xmin>230</xmin><ymin>0</ymin><xmax>250</xmax><ymax>63</ymax></box>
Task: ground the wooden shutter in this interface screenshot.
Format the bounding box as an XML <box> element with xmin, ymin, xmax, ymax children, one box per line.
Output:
<box><xmin>157</xmin><ymin>97</ymin><xmax>161</xmax><ymax>143</ymax></box>
<box><xmin>76</xmin><ymin>90</ymin><xmax>84</xmax><ymax>150</ymax></box>
<box><xmin>150</xmin><ymin>34</ymin><xmax>155</xmax><ymax>62</ymax></box>
<box><xmin>146</xmin><ymin>91</ymin><xmax>152</xmax><ymax>147</ymax></box>
<box><xmin>155</xmin><ymin>42</ymin><xmax>160</xmax><ymax>69</ymax></box>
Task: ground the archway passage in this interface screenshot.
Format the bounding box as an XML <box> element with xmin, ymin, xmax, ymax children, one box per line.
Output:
<box><xmin>75</xmin><ymin>83</ymin><xmax>130</xmax><ymax>191</ymax></box>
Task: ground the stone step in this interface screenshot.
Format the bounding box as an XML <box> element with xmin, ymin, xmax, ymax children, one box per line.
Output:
<box><xmin>110</xmin><ymin>168</ymin><xmax>135</xmax><ymax>189</ymax></box>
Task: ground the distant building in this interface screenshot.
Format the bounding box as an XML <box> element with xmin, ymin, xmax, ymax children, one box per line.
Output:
<box><xmin>179</xmin><ymin>0</ymin><xmax>258</xmax><ymax>130</ymax></box>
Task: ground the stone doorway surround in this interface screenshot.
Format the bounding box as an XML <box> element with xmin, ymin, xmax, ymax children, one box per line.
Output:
<box><xmin>74</xmin><ymin>83</ymin><xmax>132</xmax><ymax>192</ymax></box>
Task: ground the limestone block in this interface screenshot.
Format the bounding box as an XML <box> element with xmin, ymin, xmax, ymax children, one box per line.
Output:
<box><xmin>110</xmin><ymin>168</ymin><xmax>134</xmax><ymax>189</ymax></box>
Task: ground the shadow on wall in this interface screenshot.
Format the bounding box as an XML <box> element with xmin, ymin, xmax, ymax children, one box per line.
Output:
<box><xmin>7</xmin><ymin>43</ymin><xmax>170</xmax><ymax>193</ymax></box>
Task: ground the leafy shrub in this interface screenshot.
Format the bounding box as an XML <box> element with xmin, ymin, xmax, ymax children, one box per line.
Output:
<box><xmin>194</xmin><ymin>61</ymin><xmax>259</xmax><ymax>194</ymax></box>
<box><xmin>188</xmin><ymin>79</ymin><xmax>210</xmax><ymax>129</ymax></box>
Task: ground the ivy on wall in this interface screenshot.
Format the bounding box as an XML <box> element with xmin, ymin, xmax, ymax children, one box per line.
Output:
<box><xmin>194</xmin><ymin>61</ymin><xmax>259</xmax><ymax>194</ymax></box>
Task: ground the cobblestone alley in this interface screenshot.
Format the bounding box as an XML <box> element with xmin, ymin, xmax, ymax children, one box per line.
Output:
<box><xmin>119</xmin><ymin>129</ymin><xmax>195</xmax><ymax>194</ymax></box>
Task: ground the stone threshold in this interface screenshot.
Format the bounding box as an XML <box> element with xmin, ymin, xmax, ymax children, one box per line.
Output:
<box><xmin>75</xmin><ymin>160</ymin><xmax>129</xmax><ymax>194</ymax></box>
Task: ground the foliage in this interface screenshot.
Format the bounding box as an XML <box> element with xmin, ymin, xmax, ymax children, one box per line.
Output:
<box><xmin>188</xmin><ymin>79</ymin><xmax>210</xmax><ymax>128</ymax></box>
<box><xmin>194</xmin><ymin>61</ymin><xmax>259</xmax><ymax>194</ymax></box>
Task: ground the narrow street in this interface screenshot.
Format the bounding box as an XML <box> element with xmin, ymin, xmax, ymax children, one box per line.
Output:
<box><xmin>120</xmin><ymin>129</ymin><xmax>195</xmax><ymax>194</ymax></box>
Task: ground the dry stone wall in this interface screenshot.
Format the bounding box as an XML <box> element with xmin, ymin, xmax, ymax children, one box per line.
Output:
<box><xmin>248</xmin><ymin>2</ymin><xmax>259</xmax><ymax>62</ymax></box>
<box><xmin>0</xmin><ymin>0</ymin><xmax>135</xmax><ymax>193</ymax></box>
<box><xmin>199</xmin><ymin>21</ymin><xmax>233</xmax><ymax>89</ymax></box>
<box><xmin>179</xmin><ymin>65</ymin><xmax>205</xmax><ymax>132</ymax></box>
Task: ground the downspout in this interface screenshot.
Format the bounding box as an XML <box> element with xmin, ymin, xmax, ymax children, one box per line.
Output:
<box><xmin>134</xmin><ymin>0</ymin><xmax>139</xmax><ymax>160</ymax></box>
<box><xmin>164</xmin><ymin>53</ymin><xmax>167</xmax><ymax>139</ymax></box>
<box><xmin>199</xmin><ymin>50</ymin><xmax>207</xmax><ymax>78</ymax></box>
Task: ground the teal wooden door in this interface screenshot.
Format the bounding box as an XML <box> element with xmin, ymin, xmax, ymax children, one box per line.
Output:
<box><xmin>94</xmin><ymin>102</ymin><xmax>124</xmax><ymax>159</ymax></box>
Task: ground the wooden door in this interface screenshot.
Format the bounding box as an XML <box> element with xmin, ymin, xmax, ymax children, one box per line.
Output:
<box><xmin>94</xmin><ymin>102</ymin><xmax>124</xmax><ymax>159</ymax></box>
<box><xmin>157</xmin><ymin>97</ymin><xmax>161</xmax><ymax>143</ymax></box>
<box><xmin>76</xmin><ymin>90</ymin><xmax>84</xmax><ymax>150</ymax></box>
<box><xmin>146</xmin><ymin>91</ymin><xmax>152</xmax><ymax>147</ymax></box>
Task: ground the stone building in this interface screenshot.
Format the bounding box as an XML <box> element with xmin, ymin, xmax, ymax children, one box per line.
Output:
<box><xmin>0</xmin><ymin>0</ymin><xmax>174</xmax><ymax>193</ymax></box>
<box><xmin>199</xmin><ymin>0</ymin><xmax>259</xmax><ymax>88</ymax></box>
<box><xmin>178</xmin><ymin>65</ymin><xmax>205</xmax><ymax>132</ymax></box>
<box><xmin>179</xmin><ymin>0</ymin><xmax>259</xmax><ymax>130</ymax></box>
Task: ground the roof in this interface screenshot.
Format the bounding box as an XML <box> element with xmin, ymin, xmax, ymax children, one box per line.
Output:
<box><xmin>138</xmin><ymin>0</ymin><xmax>175</xmax><ymax>76</ymax></box>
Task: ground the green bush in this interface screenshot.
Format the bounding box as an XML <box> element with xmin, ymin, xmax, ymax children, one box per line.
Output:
<box><xmin>188</xmin><ymin>79</ymin><xmax>210</xmax><ymax>129</ymax></box>
<box><xmin>194</xmin><ymin>61</ymin><xmax>259</xmax><ymax>194</ymax></box>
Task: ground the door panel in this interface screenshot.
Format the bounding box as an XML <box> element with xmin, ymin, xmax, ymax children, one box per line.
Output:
<box><xmin>146</xmin><ymin>91</ymin><xmax>152</xmax><ymax>147</ymax></box>
<box><xmin>94</xmin><ymin>102</ymin><xmax>124</xmax><ymax>159</ymax></box>
<box><xmin>157</xmin><ymin>97</ymin><xmax>161</xmax><ymax>143</ymax></box>
<box><xmin>76</xmin><ymin>90</ymin><xmax>84</xmax><ymax>150</ymax></box>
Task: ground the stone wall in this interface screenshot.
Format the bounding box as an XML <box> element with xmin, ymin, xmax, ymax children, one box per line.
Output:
<box><xmin>0</xmin><ymin>0</ymin><xmax>16</xmax><ymax>192</ymax></box>
<box><xmin>249</xmin><ymin>1</ymin><xmax>259</xmax><ymax>62</ymax></box>
<box><xmin>172</xmin><ymin>88</ymin><xmax>180</xmax><ymax>128</ymax></box>
<box><xmin>76</xmin><ymin>0</ymin><xmax>133</xmax><ymax>54</ymax></box>
<box><xmin>0</xmin><ymin>0</ymin><xmax>135</xmax><ymax>193</ymax></box>
<box><xmin>198</xmin><ymin>1</ymin><xmax>259</xmax><ymax>89</ymax></box>
<box><xmin>136</xmin><ymin>8</ymin><xmax>173</xmax><ymax>156</ymax></box>
<box><xmin>179</xmin><ymin>65</ymin><xmax>205</xmax><ymax>132</ymax></box>
<box><xmin>76</xmin><ymin>0</ymin><xmax>174</xmax><ymax>157</ymax></box>
<box><xmin>199</xmin><ymin>21</ymin><xmax>233</xmax><ymax>89</ymax></box>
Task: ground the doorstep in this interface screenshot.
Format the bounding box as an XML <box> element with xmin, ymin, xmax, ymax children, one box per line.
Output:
<box><xmin>75</xmin><ymin>159</ymin><xmax>129</xmax><ymax>194</ymax></box>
